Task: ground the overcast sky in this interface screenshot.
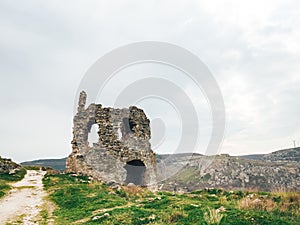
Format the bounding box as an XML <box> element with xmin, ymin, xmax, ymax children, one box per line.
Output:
<box><xmin>1</xmin><ymin>0</ymin><xmax>300</xmax><ymax>162</ymax></box>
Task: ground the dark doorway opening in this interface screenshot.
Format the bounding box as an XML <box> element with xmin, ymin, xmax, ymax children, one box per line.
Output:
<box><xmin>124</xmin><ymin>160</ymin><xmax>146</xmax><ymax>185</ymax></box>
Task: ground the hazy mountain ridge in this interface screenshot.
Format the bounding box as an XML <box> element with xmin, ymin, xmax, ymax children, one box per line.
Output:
<box><xmin>238</xmin><ymin>147</ymin><xmax>300</xmax><ymax>162</ymax></box>
<box><xmin>21</xmin><ymin>157</ymin><xmax>67</xmax><ymax>171</ymax></box>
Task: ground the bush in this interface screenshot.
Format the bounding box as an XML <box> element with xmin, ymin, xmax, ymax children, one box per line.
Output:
<box><xmin>204</xmin><ymin>207</ymin><xmax>224</xmax><ymax>225</ymax></box>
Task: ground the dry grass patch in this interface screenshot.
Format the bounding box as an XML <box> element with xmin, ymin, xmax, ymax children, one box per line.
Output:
<box><xmin>239</xmin><ymin>197</ymin><xmax>277</xmax><ymax>211</ymax></box>
<box><xmin>122</xmin><ymin>186</ymin><xmax>150</xmax><ymax>197</ymax></box>
<box><xmin>276</xmin><ymin>192</ymin><xmax>300</xmax><ymax>215</ymax></box>
<box><xmin>239</xmin><ymin>191</ymin><xmax>300</xmax><ymax>215</ymax></box>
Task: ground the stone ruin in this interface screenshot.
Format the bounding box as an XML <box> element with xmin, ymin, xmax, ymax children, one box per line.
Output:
<box><xmin>66</xmin><ymin>91</ymin><xmax>158</xmax><ymax>190</ymax></box>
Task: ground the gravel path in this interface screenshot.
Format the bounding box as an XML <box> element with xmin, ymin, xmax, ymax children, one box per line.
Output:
<box><xmin>0</xmin><ymin>170</ymin><xmax>47</xmax><ymax>225</ymax></box>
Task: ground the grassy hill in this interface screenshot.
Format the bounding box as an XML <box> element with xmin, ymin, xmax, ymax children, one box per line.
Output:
<box><xmin>2</xmin><ymin>155</ymin><xmax>300</xmax><ymax>224</ymax></box>
<box><xmin>42</xmin><ymin>173</ymin><xmax>300</xmax><ymax>224</ymax></box>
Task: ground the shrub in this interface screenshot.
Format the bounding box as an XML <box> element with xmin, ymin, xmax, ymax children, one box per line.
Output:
<box><xmin>204</xmin><ymin>207</ymin><xmax>224</xmax><ymax>225</ymax></box>
<box><xmin>115</xmin><ymin>189</ymin><xmax>127</xmax><ymax>198</ymax></box>
<box><xmin>168</xmin><ymin>210</ymin><xmax>188</xmax><ymax>223</ymax></box>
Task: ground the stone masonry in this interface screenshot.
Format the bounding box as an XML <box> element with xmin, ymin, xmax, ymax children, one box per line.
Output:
<box><xmin>66</xmin><ymin>91</ymin><xmax>158</xmax><ymax>190</ymax></box>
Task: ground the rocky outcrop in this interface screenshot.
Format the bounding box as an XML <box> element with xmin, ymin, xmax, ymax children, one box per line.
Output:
<box><xmin>0</xmin><ymin>156</ymin><xmax>22</xmax><ymax>174</ymax></box>
<box><xmin>66</xmin><ymin>91</ymin><xmax>157</xmax><ymax>190</ymax></box>
<box><xmin>159</xmin><ymin>154</ymin><xmax>300</xmax><ymax>192</ymax></box>
<box><xmin>263</xmin><ymin>147</ymin><xmax>300</xmax><ymax>162</ymax></box>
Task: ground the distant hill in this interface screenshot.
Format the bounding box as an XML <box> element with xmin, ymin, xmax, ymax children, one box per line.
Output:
<box><xmin>20</xmin><ymin>148</ymin><xmax>300</xmax><ymax>169</ymax></box>
<box><xmin>21</xmin><ymin>154</ymin><xmax>204</xmax><ymax>171</ymax></box>
<box><xmin>21</xmin><ymin>158</ymin><xmax>67</xmax><ymax>171</ymax></box>
<box><xmin>236</xmin><ymin>154</ymin><xmax>265</xmax><ymax>160</ymax></box>
<box><xmin>20</xmin><ymin>148</ymin><xmax>300</xmax><ymax>191</ymax></box>
<box><xmin>263</xmin><ymin>147</ymin><xmax>300</xmax><ymax>162</ymax></box>
<box><xmin>237</xmin><ymin>147</ymin><xmax>300</xmax><ymax>162</ymax></box>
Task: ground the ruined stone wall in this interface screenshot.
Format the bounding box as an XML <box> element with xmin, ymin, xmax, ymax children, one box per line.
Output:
<box><xmin>66</xmin><ymin>91</ymin><xmax>157</xmax><ymax>190</ymax></box>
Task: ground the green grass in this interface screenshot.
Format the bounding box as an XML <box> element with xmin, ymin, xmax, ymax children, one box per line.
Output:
<box><xmin>0</xmin><ymin>168</ymin><xmax>26</xmax><ymax>182</ymax></box>
<box><xmin>43</xmin><ymin>174</ymin><xmax>128</xmax><ymax>224</ymax></box>
<box><xmin>23</xmin><ymin>165</ymin><xmax>43</xmax><ymax>170</ymax></box>
<box><xmin>43</xmin><ymin>174</ymin><xmax>300</xmax><ymax>225</ymax></box>
<box><xmin>0</xmin><ymin>181</ymin><xmax>11</xmax><ymax>198</ymax></box>
<box><xmin>0</xmin><ymin>168</ymin><xmax>26</xmax><ymax>198</ymax></box>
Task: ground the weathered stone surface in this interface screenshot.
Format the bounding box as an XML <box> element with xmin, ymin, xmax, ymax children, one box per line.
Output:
<box><xmin>0</xmin><ymin>156</ymin><xmax>21</xmax><ymax>173</ymax></box>
<box><xmin>263</xmin><ymin>147</ymin><xmax>300</xmax><ymax>162</ymax></box>
<box><xmin>159</xmin><ymin>154</ymin><xmax>300</xmax><ymax>192</ymax></box>
<box><xmin>66</xmin><ymin>91</ymin><xmax>158</xmax><ymax>190</ymax></box>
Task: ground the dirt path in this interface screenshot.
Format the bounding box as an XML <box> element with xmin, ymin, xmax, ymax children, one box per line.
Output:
<box><xmin>0</xmin><ymin>170</ymin><xmax>48</xmax><ymax>225</ymax></box>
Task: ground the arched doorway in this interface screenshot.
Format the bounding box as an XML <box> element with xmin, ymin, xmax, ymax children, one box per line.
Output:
<box><xmin>124</xmin><ymin>160</ymin><xmax>146</xmax><ymax>185</ymax></box>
